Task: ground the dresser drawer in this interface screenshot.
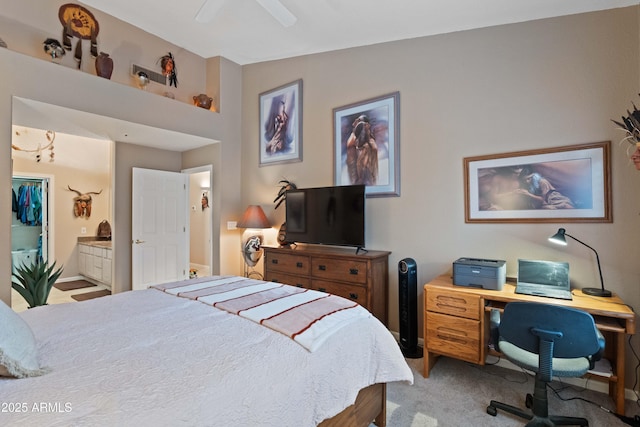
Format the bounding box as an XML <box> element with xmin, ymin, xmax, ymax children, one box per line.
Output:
<box><xmin>426</xmin><ymin>288</ymin><xmax>481</xmax><ymax>320</ymax></box>
<box><xmin>265</xmin><ymin>252</ymin><xmax>310</xmax><ymax>275</ymax></box>
<box><xmin>311</xmin><ymin>280</ymin><xmax>366</xmax><ymax>304</ymax></box>
<box><xmin>265</xmin><ymin>271</ymin><xmax>310</xmax><ymax>289</ymax></box>
<box><xmin>425</xmin><ymin>311</ymin><xmax>480</xmax><ymax>363</ymax></box>
<box><xmin>311</xmin><ymin>257</ymin><xmax>368</xmax><ymax>284</ymax></box>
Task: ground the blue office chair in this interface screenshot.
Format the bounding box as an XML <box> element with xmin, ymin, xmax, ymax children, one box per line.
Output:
<box><xmin>486</xmin><ymin>302</ymin><xmax>605</xmax><ymax>426</ymax></box>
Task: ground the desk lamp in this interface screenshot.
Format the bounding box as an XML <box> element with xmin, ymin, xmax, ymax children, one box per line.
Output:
<box><xmin>548</xmin><ymin>228</ymin><xmax>612</xmax><ymax>297</ymax></box>
<box><xmin>237</xmin><ymin>205</ymin><xmax>271</xmax><ymax>278</ymax></box>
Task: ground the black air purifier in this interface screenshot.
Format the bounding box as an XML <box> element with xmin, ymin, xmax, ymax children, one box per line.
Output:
<box><xmin>398</xmin><ymin>258</ymin><xmax>423</xmax><ymax>358</ymax></box>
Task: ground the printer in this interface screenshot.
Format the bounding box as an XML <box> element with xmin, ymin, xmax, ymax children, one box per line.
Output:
<box><xmin>453</xmin><ymin>258</ymin><xmax>506</xmax><ymax>290</ymax></box>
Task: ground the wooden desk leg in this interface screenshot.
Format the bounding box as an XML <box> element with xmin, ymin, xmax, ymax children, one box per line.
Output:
<box><xmin>612</xmin><ymin>332</ymin><xmax>626</xmax><ymax>415</ymax></box>
<box><xmin>423</xmin><ymin>351</ymin><xmax>439</xmax><ymax>378</ymax></box>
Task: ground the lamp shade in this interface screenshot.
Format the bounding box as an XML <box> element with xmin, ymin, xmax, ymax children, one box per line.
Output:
<box><xmin>548</xmin><ymin>228</ymin><xmax>568</xmax><ymax>246</ymax></box>
<box><xmin>237</xmin><ymin>205</ymin><xmax>270</xmax><ymax>229</ymax></box>
<box><xmin>548</xmin><ymin>227</ymin><xmax>611</xmax><ymax>297</ymax></box>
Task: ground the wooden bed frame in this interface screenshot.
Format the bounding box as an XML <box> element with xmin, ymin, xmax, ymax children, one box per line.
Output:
<box><xmin>319</xmin><ymin>383</ymin><xmax>386</xmax><ymax>427</ymax></box>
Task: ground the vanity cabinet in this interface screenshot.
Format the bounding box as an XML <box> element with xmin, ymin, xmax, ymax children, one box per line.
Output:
<box><xmin>78</xmin><ymin>243</ymin><xmax>112</xmax><ymax>287</ymax></box>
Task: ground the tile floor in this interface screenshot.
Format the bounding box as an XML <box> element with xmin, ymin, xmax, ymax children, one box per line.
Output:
<box><xmin>11</xmin><ymin>282</ymin><xmax>111</xmax><ymax>312</ymax></box>
<box><xmin>11</xmin><ymin>264</ymin><xmax>211</xmax><ymax>312</ymax></box>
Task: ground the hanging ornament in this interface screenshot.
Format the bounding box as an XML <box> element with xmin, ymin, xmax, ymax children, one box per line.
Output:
<box><xmin>58</xmin><ymin>3</ymin><xmax>100</xmax><ymax>68</ymax></box>
<box><xmin>12</xmin><ymin>130</ymin><xmax>57</xmax><ymax>163</ymax></box>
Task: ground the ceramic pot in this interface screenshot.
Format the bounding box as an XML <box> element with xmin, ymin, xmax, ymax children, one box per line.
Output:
<box><xmin>193</xmin><ymin>94</ymin><xmax>213</xmax><ymax>110</ymax></box>
<box><xmin>95</xmin><ymin>52</ymin><xmax>113</xmax><ymax>79</ymax></box>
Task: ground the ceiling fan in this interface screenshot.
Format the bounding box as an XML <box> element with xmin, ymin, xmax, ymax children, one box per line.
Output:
<box><xmin>195</xmin><ymin>0</ymin><xmax>297</xmax><ymax>27</ymax></box>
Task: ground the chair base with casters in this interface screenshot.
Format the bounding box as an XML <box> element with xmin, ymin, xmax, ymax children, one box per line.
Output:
<box><xmin>485</xmin><ymin>302</ymin><xmax>605</xmax><ymax>427</ymax></box>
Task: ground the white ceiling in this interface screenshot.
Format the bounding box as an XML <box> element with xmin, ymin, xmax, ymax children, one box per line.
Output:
<box><xmin>79</xmin><ymin>0</ymin><xmax>639</xmax><ymax>65</ymax></box>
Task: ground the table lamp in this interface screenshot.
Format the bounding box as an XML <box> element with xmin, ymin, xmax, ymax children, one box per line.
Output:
<box><xmin>548</xmin><ymin>228</ymin><xmax>612</xmax><ymax>297</ymax></box>
<box><xmin>237</xmin><ymin>205</ymin><xmax>271</xmax><ymax>278</ymax></box>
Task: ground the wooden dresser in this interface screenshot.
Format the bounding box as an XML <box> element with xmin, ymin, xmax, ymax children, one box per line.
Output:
<box><xmin>263</xmin><ymin>245</ymin><xmax>390</xmax><ymax>325</ymax></box>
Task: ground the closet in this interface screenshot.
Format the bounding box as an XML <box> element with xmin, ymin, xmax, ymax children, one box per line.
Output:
<box><xmin>11</xmin><ymin>176</ymin><xmax>49</xmax><ymax>272</ymax></box>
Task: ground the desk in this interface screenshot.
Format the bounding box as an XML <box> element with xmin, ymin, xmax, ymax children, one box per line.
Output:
<box><xmin>423</xmin><ymin>275</ymin><xmax>636</xmax><ymax>415</ymax></box>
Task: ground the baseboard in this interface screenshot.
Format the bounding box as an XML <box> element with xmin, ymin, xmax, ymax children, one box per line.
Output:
<box><xmin>390</xmin><ymin>331</ymin><xmax>638</xmax><ymax>402</ymax></box>
<box><xmin>55</xmin><ymin>275</ymin><xmax>85</xmax><ymax>283</ymax></box>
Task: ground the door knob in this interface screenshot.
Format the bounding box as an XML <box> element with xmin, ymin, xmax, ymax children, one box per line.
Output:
<box><xmin>133</xmin><ymin>239</ymin><xmax>145</xmax><ymax>244</ymax></box>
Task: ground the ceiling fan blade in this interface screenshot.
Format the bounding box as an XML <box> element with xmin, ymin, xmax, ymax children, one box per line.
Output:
<box><xmin>255</xmin><ymin>0</ymin><xmax>297</xmax><ymax>27</ymax></box>
<box><xmin>194</xmin><ymin>0</ymin><xmax>226</xmax><ymax>24</ymax></box>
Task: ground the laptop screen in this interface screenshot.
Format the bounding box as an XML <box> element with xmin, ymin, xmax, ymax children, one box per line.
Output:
<box><xmin>517</xmin><ymin>259</ymin><xmax>570</xmax><ymax>288</ymax></box>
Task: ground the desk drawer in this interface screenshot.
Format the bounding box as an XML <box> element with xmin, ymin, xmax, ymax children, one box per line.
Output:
<box><xmin>426</xmin><ymin>311</ymin><xmax>480</xmax><ymax>363</ymax></box>
<box><xmin>265</xmin><ymin>271</ymin><xmax>310</xmax><ymax>289</ymax></box>
<box><xmin>311</xmin><ymin>280</ymin><xmax>366</xmax><ymax>304</ymax></box>
<box><xmin>426</xmin><ymin>288</ymin><xmax>481</xmax><ymax>320</ymax></box>
<box><xmin>311</xmin><ymin>258</ymin><xmax>367</xmax><ymax>284</ymax></box>
<box><xmin>265</xmin><ymin>252</ymin><xmax>310</xmax><ymax>275</ymax></box>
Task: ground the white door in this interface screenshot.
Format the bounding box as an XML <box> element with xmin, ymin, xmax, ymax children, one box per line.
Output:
<box><xmin>132</xmin><ymin>168</ymin><xmax>189</xmax><ymax>290</ymax></box>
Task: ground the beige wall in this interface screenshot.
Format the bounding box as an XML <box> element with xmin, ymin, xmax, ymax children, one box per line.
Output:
<box><xmin>241</xmin><ymin>8</ymin><xmax>640</xmax><ymax>382</ymax></box>
<box><xmin>0</xmin><ymin>5</ymin><xmax>243</xmax><ymax>302</ymax></box>
<box><xmin>0</xmin><ymin>0</ymin><xmax>208</xmax><ymax>105</ymax></box>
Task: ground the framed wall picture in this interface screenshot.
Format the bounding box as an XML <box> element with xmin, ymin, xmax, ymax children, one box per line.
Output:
<box><xmin>333</xmin><ymin>92</ymin><xmax>400</xmax><ymax>197</ymax></box>
<box><xmin>259</xmin><ymin>79</ymin><xmax>302</xmax><ymax>166</ymax></box>
<box><xmin>464</xmin><ymin>141</ymin><xmax>612</xmax><ymax>223</ymax></box>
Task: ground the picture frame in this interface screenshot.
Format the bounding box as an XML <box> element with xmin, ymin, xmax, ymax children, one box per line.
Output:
<box><xmin>259</xmin><ymin>79</ymin><xmax>302</xmax><ymax>166</ymax></box>
<box><xmin>333</xmin><ymin>92</ymin><xmax>400</xmax><ymax>197</ymax></box>
<box><xmin>464</xmin><ymin>141</ymin><xmax>611</xmax><ymax>223</ymax></box>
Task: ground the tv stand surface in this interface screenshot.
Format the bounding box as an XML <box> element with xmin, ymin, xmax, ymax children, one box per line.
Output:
<box><xmin>263</xmin><ymin>245</ymin><xmax>390</xmax><ymax>325</ymax></box>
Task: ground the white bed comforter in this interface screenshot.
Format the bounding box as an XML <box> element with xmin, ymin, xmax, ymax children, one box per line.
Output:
<box><xmin>1</xmin><ymin>285</ymin><xmax>412</xmax><ymax>427</ymax></box>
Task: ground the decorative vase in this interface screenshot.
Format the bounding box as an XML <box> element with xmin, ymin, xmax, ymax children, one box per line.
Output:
<box><xmin>95</xmin><ymin>52</ymin><xmax>113</xmax><ymax>79</ymax></box>
<box><xmin>193</xmin><ymin>94</ymin><xmax>213</xmax><ymax>110</ymax></box>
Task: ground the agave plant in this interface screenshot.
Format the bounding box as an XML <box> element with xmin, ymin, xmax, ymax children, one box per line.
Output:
<box><xmin>612</xmin><ymin>94</ymin><xmax>640</xmax><ymax>145</ymax></box>
<box><xmin>12</xmin><ymin>260</ymin><xmax>64</xmax><ymax>308</ymax></box>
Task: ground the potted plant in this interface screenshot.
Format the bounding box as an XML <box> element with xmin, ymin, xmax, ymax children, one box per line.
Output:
<box><xmin>273</xmin><ymin>178</ymin><xmax>296</xmax><ymax>246</ymax></box>
<box><xmin>12</xmin><ymin>260</ymin><xmax>64</xmax><ymax>308</ymax></box>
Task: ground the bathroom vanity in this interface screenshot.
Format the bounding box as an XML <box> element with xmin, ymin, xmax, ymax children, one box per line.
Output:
<box><xmin>78</xmin><ymin>241</ymin><xmax>112</xmax><ymax>288</ymax></box>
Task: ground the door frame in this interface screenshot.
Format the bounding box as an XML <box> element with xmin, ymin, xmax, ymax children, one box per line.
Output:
<box><xmin>182</xmin><ymin>164</ymin><xmax>213</xmax><ymax>277</ymax></box>
<box><xmin>12</xmin><ymin>172</ymin><xmax>54</xmax><ymax>264</ymax></box>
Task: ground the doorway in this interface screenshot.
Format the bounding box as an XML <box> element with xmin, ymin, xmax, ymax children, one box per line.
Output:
<box><xmin>11</xmin><ymin>174</ymin><xmax>52</xmax><ymax>269</ymax></box>
<box><xmin>184</xmin><ymin>165</ymin><xmax>213</xmax><ymax>279</ymax></box>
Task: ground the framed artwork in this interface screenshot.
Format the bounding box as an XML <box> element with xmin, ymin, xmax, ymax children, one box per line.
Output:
<box><xmin>259</xmin><ymin>79</ymin><xmax>302</xmax><ymax>166</ymax></box>
<box><xmin>333</xmin><ymin>92</ymin><xmax>400</xmax><ymax>197</ymax></box>
<box><xmin>464</xmin><ymin>141</ymin><xmax>611</xmax><ymax>223</ymax></box>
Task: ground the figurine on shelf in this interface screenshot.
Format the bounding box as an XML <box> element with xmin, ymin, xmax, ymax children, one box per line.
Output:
<box><xmin>43</xmin><ymin>38</ymin><xmax>65</xmax><ymax>62</ymax></box>
<box><xmin>159</xmin><ymin>52</ymin><xmax>178</xmax><ymax>88</ymax></box>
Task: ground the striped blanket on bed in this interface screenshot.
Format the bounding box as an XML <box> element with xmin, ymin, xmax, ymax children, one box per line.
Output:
<box><xmin>151</xmin><ymin>276</ymin><xmax>371</xmax><ymax>352</ymax></box>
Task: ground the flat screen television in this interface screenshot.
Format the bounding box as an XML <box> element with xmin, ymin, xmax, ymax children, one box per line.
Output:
<box><xmin>285</xmin><ymin>185</ymin><xmax>365</xmax><ymax>249</ymax></box>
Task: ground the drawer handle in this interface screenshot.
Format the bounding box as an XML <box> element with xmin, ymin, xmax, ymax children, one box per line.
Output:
<box><xmin>437</xmin><ymin>334</ymin><xmax>468</xmax><ymax>345</ymax></box>
<box><xmin>436</xmin><ymin>303</ymin><xmax>468</xmax><ymax>313</ymax></box>
<box><xmin>437</xmin><ymin>326</ymin><xmax>468</xmax><ymax>337</ymax></box>
<box><xmin>271</xmin><ymin>259</ymin><xmax>279</xmax><ymax>264</ymax></box>
<box><xmin>318</xmin><ymin>287</ymin><xmax>327</xmax><ymax>292</ymax></box>
<box><xmin>436</xmin><ymin>295</ymin><xmax>467</xmax><ymax>304</ymax></box>
<box><xmin>349</xmin><ymin>268</ymin><xmax>359</xmax><ymax>275</ymax></box>
<box><xmin>318</xmin><ymin>265</ymin><xmax>327</xmax><ymax>271</ymax></box>
<box><xmin>296</xmin><ymin>262</ymin><xmax>303</xmax><ymax>268</ymax></box>
<box><xmin>349</xmin><ymin>292</ymin><xmax>358</xmax><ymax>300</ymax></box>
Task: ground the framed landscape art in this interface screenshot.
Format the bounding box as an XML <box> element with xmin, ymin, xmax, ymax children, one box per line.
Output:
<box><xmin>464</xmin><ymin>141</ymin><xmax>611</xmax><ymax>223</ymax></box>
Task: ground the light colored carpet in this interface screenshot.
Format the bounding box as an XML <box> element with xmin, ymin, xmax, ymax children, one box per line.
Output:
<box><xmin>380</xmin><ymin>356</ymin><xmax>637</xmax><ymax>426</ymax></box>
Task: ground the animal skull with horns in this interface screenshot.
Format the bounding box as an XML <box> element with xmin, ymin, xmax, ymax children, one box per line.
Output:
<box><xmin>68</xmin><ymin>185</ymin><xmax>102</xmax><ymax>218</ymax></box>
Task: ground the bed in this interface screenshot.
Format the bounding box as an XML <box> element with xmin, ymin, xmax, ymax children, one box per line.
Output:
<box><xmin>0</xmin><ymin>275</ymin><xmax>413</xmax><ymax>426</ymax></box>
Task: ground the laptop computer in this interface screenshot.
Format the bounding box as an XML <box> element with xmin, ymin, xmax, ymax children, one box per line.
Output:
<box><xmin>516</xmin><ymin>259</ymin><xmax>573</xmax><ymax>300</ymax></box>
